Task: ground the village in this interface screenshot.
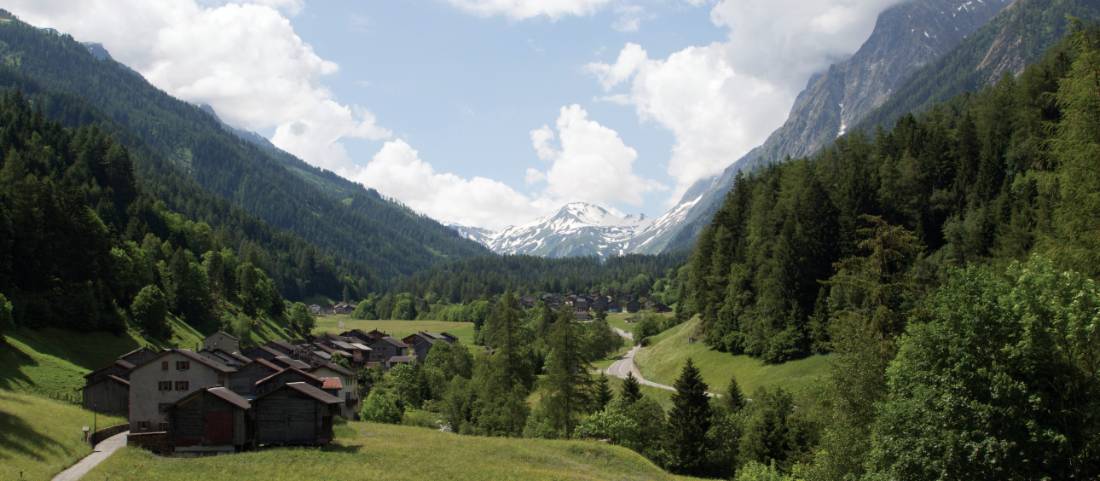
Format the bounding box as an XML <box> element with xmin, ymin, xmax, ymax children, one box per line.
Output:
<box><xmin>81</xmin><ymin>328</ymin><xmax>458</xmax><ymax>454</ymax></box>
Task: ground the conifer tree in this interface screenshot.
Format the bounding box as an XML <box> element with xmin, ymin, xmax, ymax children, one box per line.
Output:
<box><xmin>667</xmin><ymin>359</ymin><xmax>712</xmax><ymax>475</ymax></box>
<box><xmin>725</xmin><ymin>375</ymin><xmax>745</xmax><ymax>413</ymax></box>
<box><xmin>593</xmin><ymin>373</ymin><xmax>613</xmax><ymax>411</ymax></box>
<box><xmin>620</xmin><ymin>372</ymin><xmax>642</xmax><ymax>405</ymax></box>
<box><xmin>541</xmin><ymin>308</ymin><xmax>593</xmax><ymax>437</ymax></box>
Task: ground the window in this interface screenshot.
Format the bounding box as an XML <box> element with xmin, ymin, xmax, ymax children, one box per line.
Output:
<box><xmin>158</xmin><ymin>422</ymin><xmax>169</xmax><ymax>431</ymax></box>
<box><xmin>176</xmin><ymin>361</ymin><xmax>190</xmax><ymax>371</ymax></box>
<box><xmin>175</xmin><ymin>381</ymin><xmax>189</xmax><ymax>391</ymax></box>
<box><xmin>158</xmin><ymin>403</ymin><xmax>172</xmax><ymax>413</ymax></box>
<box><xmin>158</xmin><ymin>381</ymin><xmax>172</xmax><ymax>391</ymax></box>
<box><xmin>161</xmin><ymin>361</ymin><xmax>169</xmax><ymax>371</ymax></box>
<box><xmin>138</xmin><ymin>421</ymin><xmax>150</xmax><ymax>430</ymax></box>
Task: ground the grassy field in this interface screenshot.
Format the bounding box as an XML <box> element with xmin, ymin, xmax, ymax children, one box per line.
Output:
<box><xmin>0</xmin><ymin>329</ymin><xmax>147</xmax><ymax>400</ymax></box>
<box><xmin>634</xmin><ymin>319</ymin><xmax>831</xmax><ymax>398</ymax></box>
<box><xmin>90</xmin><ymin>421</ymin><xmax>699</xmax><ymax>481</ymax></box>
<box><xmin>0</xmin><ymin>390</ymin><xmax>125</xmax><ymax>481</ymax></box>
<box><xmin>314</xmin><ymin>315</ymin><xmax>477</xmax><ymax>346</ymax></box>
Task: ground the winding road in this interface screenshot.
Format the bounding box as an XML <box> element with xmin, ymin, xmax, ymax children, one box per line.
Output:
<box><xmin>603</xmin><ymin>326</ymin><xmax>719</xmax><ymax>397</ymax></box>
<box><xmin>52</xmin><ymin>431</ymin><xmax>128</xmax><ymax>481</ymax></box>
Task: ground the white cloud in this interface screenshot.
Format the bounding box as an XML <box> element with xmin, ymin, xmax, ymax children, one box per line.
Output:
<box><xmin>352</xmin><ymin>140</ymin><xmax>547</xmax><ymax>230</ymax></box>
<box><xmin>590</xmin><ymin>0</ymin><xmax>903</xmax><ymax>201</ymax></box>
<box><xmin>445</xmin><ymin>0</ymin><xmax>613</xmax><ymax>20</ymax></box>
<box><xmin>528</xmin><ymin>105</ymin><xmax>664</xmax><ymax>207</ymax></box>
<box><xmin>6</xmin><ymin>0</ymin><xmax>389</xmax><ymax>172</ymax></box>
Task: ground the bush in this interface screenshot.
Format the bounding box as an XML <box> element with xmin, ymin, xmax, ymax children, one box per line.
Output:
<box><xmin>360</xmin><ymin>389</ymin><xmax>404</xmax><ymax>424</ymax></box>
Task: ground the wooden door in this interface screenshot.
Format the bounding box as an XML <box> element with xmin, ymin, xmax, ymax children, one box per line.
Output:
<box><xmin>204</xmin><ymin>411</ymin><xmax>233</xmax><ymax>445</ymax></box>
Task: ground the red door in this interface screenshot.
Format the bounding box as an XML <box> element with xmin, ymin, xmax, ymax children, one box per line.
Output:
<box><xmin>204</xmin><ymin>411</ymin><xmax>233</xmax><ymax>445</ymax></box>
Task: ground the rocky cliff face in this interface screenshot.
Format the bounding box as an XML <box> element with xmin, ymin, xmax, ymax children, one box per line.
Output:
<box><xmin>649</xmin><ymin>0</ymin><xmax>1014</xmax><ymax>254</ymax></box>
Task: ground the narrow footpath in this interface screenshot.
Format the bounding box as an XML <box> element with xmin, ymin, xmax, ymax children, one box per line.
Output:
<box><xmin>51</xmin><ymin>431</ymin><xmax>128</xmax><ymax>481</ymax></box>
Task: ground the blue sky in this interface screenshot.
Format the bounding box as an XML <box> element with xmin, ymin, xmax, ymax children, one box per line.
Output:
<box><xmin>9</xmin><ymin>0</ymin><xmax>902</xmax><ymax>229</ymax></box>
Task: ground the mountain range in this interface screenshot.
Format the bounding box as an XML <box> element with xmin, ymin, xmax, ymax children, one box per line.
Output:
<box><xmin>460</xmin><ymin>0</ymin><xmax>1097</xmax><ymax>259</ymax></box>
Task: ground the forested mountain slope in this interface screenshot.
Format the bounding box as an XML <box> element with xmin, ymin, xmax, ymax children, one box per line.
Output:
<box><xmin>651</xmin><ymin>0</ymin><xmax>1082</xmax><ymax>255</ymax></box>
<box><xmin>0</xmin><ymin>12</ymin><xmax>489</xmax><ymax>292</ymax></box>
<box><xmin>681</xmin><ymin>25</ymin><xmax>1100</xmax><ymax>363</ymax></box>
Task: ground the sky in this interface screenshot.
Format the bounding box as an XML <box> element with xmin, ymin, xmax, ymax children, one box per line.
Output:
<box><xmin>7</xmin><ymin>0</ymin><xmax>902</xmax><ymax>230</ymax></box>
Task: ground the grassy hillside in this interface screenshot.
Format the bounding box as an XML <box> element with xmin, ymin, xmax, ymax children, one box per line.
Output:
<box><xmin>315</xmin><ymin>315</ymin><xmax>477</xmax><ymax>346</ymax></box>
<box><xmin>0</xmin><ymin>391</ymin><xmax>125</xmax><ymax>481</ymax></box>
<box><xmin>90</xmin><ymin>421</ymin><xmax>699</xmax><ymax>481</ymax></box>
<box><xmin>0</xmin><ymin>315</ymin><xmax>290</xmax><ymax>400</ymax></box>
<box><xmin>634</xmin><ymin>319</ymin><xmax>830</xmax><ymax>398</ymax></box>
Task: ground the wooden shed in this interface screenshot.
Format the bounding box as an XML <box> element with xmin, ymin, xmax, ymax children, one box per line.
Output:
<box><xmin>253</xmin><ymin>368</ymin><xmax>324</xmax><ymax>397</ymax></box>
<box><xmin>82</xmin><ymin>374</ymin><xmax>129</xmax><ymax>416</ymax></box>
<box><xmin>228</xmin><ymin>358</ymin><xmax>281</xmax><ymax>395</ymax></box>
<box><xmin>169</xmin><ymin>387</ymin><xmax>251</xmax><ymax>452</ymax></box>
<box><xmin>252</xmin><ymin>382</ymin><xmax>341</xmax><ymax>446</ymax></box>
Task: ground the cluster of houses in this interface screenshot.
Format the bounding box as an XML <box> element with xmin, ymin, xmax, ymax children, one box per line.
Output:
<box><xmin>81</xmin><ymin>328</ymin><xmax>456</xmax><ymax>454</ymax></box>
<box><xmin>520</xmin><ymin>293</ymin><xmax>670</xmax><ymax>321</ymax></box>
<box><xmin>307</xmin><ymin>302</ymin><xmax>355</xmax><ymax>316</ymax></box>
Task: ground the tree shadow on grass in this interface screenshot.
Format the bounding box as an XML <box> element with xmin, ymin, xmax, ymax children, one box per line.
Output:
<box><xmin>320</xmin><ymin>442</ymin><xmax>363</xmax><ymax>454</ymax></box>
<box><xmin>0</xmin><ymin>393</ymin><xmax>77</xmax><ymax>462</ymax></box>
<box><xmin>0</xmin><ymin>344</ymin><xmax>36</xmax><ymax>392</ymax></box>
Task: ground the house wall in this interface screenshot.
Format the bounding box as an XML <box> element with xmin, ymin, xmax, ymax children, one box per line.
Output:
<box><xmin>366</xmin><ymin>341</ymin><xmax>403</xmax><ymax>363</ymax></box>
<box><xmin>170</xmin><ymin>393</ymin><xmax>247</xmax><ymax>448</ymax></box>
<box><xmin>129</xmin><ymin>352</ymin><xmax>227</xmax><ymax>433</ymax></box>
<box><xmin>203</xmin><ymin>333</ymin><xmax>240</xmax><ymax>354</ymax></box>
<box><xmin>229</xmin><ymin>363</ymin><xmax>276</xmax><ymax>396</ymax></box>
<box><xmin>83</xmin><ymin>379</ymin><xmax>128</xmax><ymax>416</ymax></box>
<box><xmin>311</xmin><ymin>367</ymin><xmax>357</xmax><ymax>418</ymax></box>
<box><xmin>253</xmin><ymin>390</ymin><xmax>330</xmax><ymax>445</ymax></box>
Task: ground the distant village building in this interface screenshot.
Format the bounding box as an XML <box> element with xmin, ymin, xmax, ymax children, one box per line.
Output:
<box><xmin>168</xmin><ymin>387</ymin><xmax>251</xmax><ymax>453</ymax></box>
<box><xmin>331</xmin><ymin>302</ymin><xmax>354</xmax><ymax>315</ymax></box>
<box><xmin>307</xmin><ymin>362</ymin><xmax>358</xmax><ymax>419</ymax></box>
<box><xmin>401</xmin><ymin>331</ymin><xmax>457</xmax><ymax>362</ymax></box>
<box><xmin>253</xmin><ymin>382</ymin><xmax>341</xmax><ymax>446</ymax></box>
<box><xmin>202</xmin><ymin>331</ymin><xmax>240</xmax><ymax>354</ymax></box>
<box><xmin>128</xmin><ymin>349</ymin><xmax>235</xmax><ymax>433</ymax></box>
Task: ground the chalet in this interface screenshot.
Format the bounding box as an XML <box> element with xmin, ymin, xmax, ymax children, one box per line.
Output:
<box><xmin>574</xmin><ymin>310</ymin><xmax>592</xmax><ymax>321</ymax></box>
<box><xmin>386</xmin><ymin>355</ymin><xmax>416</xmax><ymax>369</ymax></box>
<box><xmin>402</xmin><ymin>331</ymin><xmax>457</xmax><ymax>362</ymax></box>
<box><xmin>272</xmin><ymin>355</ymin><xmax>312</xmax><ymax>371</ymax></box>
<box><xmin>83</xmin><ymin>347</ymin><xmax>161</xmax><ymax>415</ymax></box>
<box><xmin>227</xmin><ymin>358</ymin><xmax>281</xmax><ymax>396</ymax></box>
<box><xmin>202</xmin><ymin>331</ymin><xmax>240</xmax><ymax>354</ymax></box>
<box><xmin>308</xmin><ymin>304</ymin><xmax>323</xmax><ymax>315</ymax></box>
<box><xmin>591</xmin><ymin>296</ymin><xmax>609</xmax><ymax>312</ymax></box>
<box><xmin>252</xmin><ymin>382</ymin><xmax>341</xmax><ymax>446</ymax></box>
<box><xmin>308</xmin><ymin>362</ymin><xmax>359</xmax><ymax>419</ymax></box>
<box><xmin>128</xmin><ymin>349</ymin><xmax>235</xmax><ymax>434</ymax></box>
<box><xmin>332</xmin><ymin>302</ymin><xmax>354</xmax><ymax>315</ymax></box>
<box><xmin>341</xmin><ymin>328</ymin><xmax>388</xmax><ymax>344</ymax></box>
<box><xmin>625</xmin><ymin>299</ymin><xmax>641</xmax><ymax>313</ymax></box>
<box><xmin>168</xmin><ymin>387</ymin><xmax>251</xmax><ymax>453</ymax></box>
<box><xmin>520</xmin><ymin>295</ymin><xmax>538</xmax><ymax>309</ymax></box>
<box><xmin>200</xmin><ymin>348</ymin><xmax>252</xmax><ymax>369</ymax></box>
<box><xmin>254</xmin><ymin>368</ymin><xmax>324</xmax><ymax>397</ymax></box>
<box><xmin>607</xmin><ymin>300</ymin><xmax>622</xmax><ymax>313</ymax></box>
<box><xmin>365</xmin><ymin>336</ymin><xmax>408</xmax><ymax>364</ymax></box>
<box><xmin>241</xmin><ymin>344</ymin><xmax>287</xmax><ymax>362</ymax></box>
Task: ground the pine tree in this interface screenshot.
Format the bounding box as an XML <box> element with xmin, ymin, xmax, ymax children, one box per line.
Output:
<box><xmin>594</xmin><ymin>373</ymin><xmax>613</xmax><ymax>411</ymax></box>
<box><xmin>667</xmin><ymin>358</ymin><xmax>712</xmax><ymax>475</ymax></box>
<box><xmin>725</xmin><ymin>375</ymin><xmax>745</xmax><ymax>413</ymax></box>
<box><xmin>541</xmin><ymin>308</ymin><xmax>593</xmax><ymax>437</ymax></box>
<box><xmin>620</xmin><ymin>372</ymin><xmax>642</xmax><ymax>405</ymax></box>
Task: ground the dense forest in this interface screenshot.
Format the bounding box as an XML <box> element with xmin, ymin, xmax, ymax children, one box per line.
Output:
<box><xmin>0</xmin><ymin>12</ymin><xmax>488</xmax><ymax>300</ymax></box>
<box><xmin>0</xmin><ymin>91</ymin><xmax>312</xmax><ymax>337</ymax></box>
<box><xmin>391</xmin><ymin>253</ymin><xmax>685</xmax><ymax>304</ymax></box>
<box><xmin>682</xmin><ymin>24</ymin><xmax>1100</xmax><ymax>363</ymax></box>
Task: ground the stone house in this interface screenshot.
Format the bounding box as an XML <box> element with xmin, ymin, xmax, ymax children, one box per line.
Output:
<box><xmin>128</xmin><ymin>349</ymin><xmax>235</xmax><ymax>433</ymax></box>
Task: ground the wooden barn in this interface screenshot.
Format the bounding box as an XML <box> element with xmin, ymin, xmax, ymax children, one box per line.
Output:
<box><xmin>168</xmin><ymin>387</ymin><xmax>251</xmax><ymax>453</ymax></box>
<box><xmin>253</xmin><ymin>368</ymin><xmax>323</xmax><ymax>397</ymax></box>
<box><xmin>82</xmin><ymin>369</ymin><xmax>130</xmax><ymax>416</ymax></box>
<box><xmin>228</xmin><ymin>358</ymin><xmax>281</xmax><ymax>396</ymax></box>
<box><xmin>252</xmin><ymin>382</ymin><xmax>341</xmax><ymax>446</ymax></box>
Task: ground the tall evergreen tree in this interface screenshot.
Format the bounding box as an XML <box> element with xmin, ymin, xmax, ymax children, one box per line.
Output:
<box><xmin>620</xmin><ymin>372</ymin><xmax>642</xmax><ymax>405</ymax></box>
<box><xmin>667</xmin><ymin>359</ymin><xmax>712</xmax><ymax>475</ymax></box>
<box><xmin>541</xmin><ymin>308</ymin><xmax>593</xmax><ymax>437</ymax></box>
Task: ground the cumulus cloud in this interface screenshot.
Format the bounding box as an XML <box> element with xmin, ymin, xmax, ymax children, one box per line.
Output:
<box><xmin>353</xmin><ymin>106</ymin><xmax>660</xmax><ymax>229</ymax></box>
<box><xmin>351</xmin><ymin>140</ymin><xmax>548</xmax><ymax>230</ymax></box>
<box><xmin>527</xmin><ymin>105</ymin><xmax>664</xmax><ymax>207</ymax></box>
<box><xmin>589</xmin><ymin>0</ymin><xmax>903</xmax><ymax>201</ymax></box>
<box><xmin>6</xmin><ymin>0</ymin><xmax>389</xmax><ymax>172</ymax></box>
<box><xmin>444</xmin><ymin>0</ymin><xmax>613</xmax><ymax>20</ymax></box>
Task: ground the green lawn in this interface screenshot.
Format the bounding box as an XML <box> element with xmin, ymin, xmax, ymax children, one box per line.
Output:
<box><xmin>314</xmin><ymin>315</ymin><xmax>477</xmax><ymax>346</ymax></box>
<box><xmin>0</xmin><ymin>329</ymin><xmax>147</xmax><ymax>400</ymax></box>
<box><xmin>90</xmin><ymin>421</ymin><xmax>700</xmax><ymax>481</ymax></box>
<box><xmin>0</xmin><ymin>390</ymin><xmax>125</xmax><ymax>481</ymax></box>
<box><xmin>634</xmin><ymin>318</ymin><xmax>831</xmax><ymax>398</ymax></box>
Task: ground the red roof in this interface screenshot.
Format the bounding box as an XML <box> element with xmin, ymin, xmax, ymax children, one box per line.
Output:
<box><xmin>320</xmin><ymin>377</ymin><xmax>343</xmax><ymax>390</ymax></box>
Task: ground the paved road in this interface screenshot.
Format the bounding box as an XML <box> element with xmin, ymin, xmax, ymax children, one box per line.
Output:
<box><xmin>604</xmin><ymin>326</ymin><xmax>719</xmax><ymax>397</ymax></box>
<box><xmin>52</xmin><ymin>431</ymin><xmax>128</xmax><ymax>481</ymax></box>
